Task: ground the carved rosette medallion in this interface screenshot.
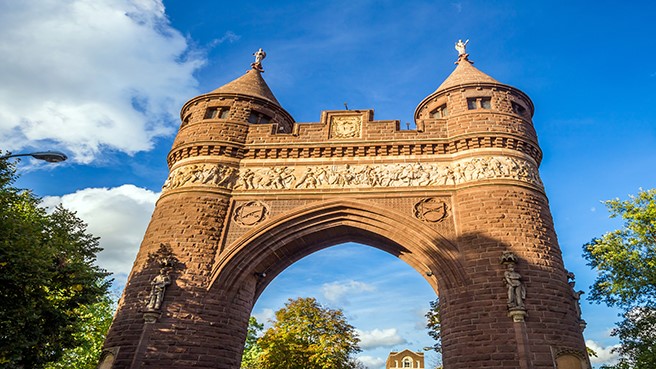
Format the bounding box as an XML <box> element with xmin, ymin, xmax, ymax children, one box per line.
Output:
<box><xmin>330</xmin><ymin>115</ymin><xmax>362</xmax><ymax>139</ymax></box>
<box><xmin>413</xmin><ymin>198</ymin><xmax>448</xmax><ymax>222</ymax></box>
<box><xmin>233</xmin><ymin>200</ymin><xmax>270</xmax><ymax>227</ymax></box>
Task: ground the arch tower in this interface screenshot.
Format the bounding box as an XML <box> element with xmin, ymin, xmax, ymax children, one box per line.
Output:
<box><xmin>101</xmin><ymin>48</ymin><xmax>590</xmax><ymax>369</ymax></box>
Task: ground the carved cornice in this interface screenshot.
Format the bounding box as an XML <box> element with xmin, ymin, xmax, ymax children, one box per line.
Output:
<box><xmin>166</xmin><ymin>133</ymin><xmax>542</xmax><ymax>168</ymax></box>
<box><xmin>161</xmin><ymin>155</ymin><xmax>543</xmax><ymax>194</ymax></box>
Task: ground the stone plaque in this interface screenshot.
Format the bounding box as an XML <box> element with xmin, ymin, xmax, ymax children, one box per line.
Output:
<box><xmin>330</xmin><ymin>115</ymin><xmax>362</xmax><ymax>139</ymax></box>
<box><xmin>413</xmin><ymin>198</ymin><xmax>448</xmax><ymax>222</ymax></box>
<box><xmin>233</xmin><ymin>200</ymin><xmax>270</xmax><ymax>227</ymax></box>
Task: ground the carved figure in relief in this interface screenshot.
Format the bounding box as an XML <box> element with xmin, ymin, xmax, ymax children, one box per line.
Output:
<box><xmin>295</xmin><ymin>168</ymin><xmax>318</xmax><ymax>189</ymax></box>
<box><xmin>504</xmin><ymin>263</ymin><xmax>526</xmax><ymax>309</ymax></box>
<box><xmin>443</xmin><ymin>165</ymin><xmax>456</xmax><ymax>185</ymax></box>
<box><xmin>146</xmin><ymin>268</ymin><xmax>171</xmax><ymax>311</ymax></box>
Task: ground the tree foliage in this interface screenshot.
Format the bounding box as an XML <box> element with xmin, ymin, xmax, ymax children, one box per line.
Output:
<box><xmin>241</xmin><ymin>316</ymin><xmax>264</xmax><ymax>369</ymax></box>
<box><xmin>584</xmin><ymin>189</ymin><xmax>656</xmax><ymax>369</ymax></box>
<box><xmin>255</xmin><ymin>297</ymin><xmax>361</xmax><ymax>369</ymax></box>
<box><xmin>583</xmin><ymin>189</ymin><xmax>656</xmax><ymax>308</ymax></box>
<box><xmin>0</xmin><ymin>158</ymin><xmax>111</xmax><ymax>368</ymax></box>
<box><xmin>425</xmin><ymin>298</ymin><xmax>443</xmax><ymax>369</ymax></box>
<box><xmin>599</xmin><ymin>308</ymin><xmax>656</xmax><ymax>369</ymax></box>
<box><xmin>45</xmin><ymin>294</ymin><xmax>115</xmax><ymax>369</ymax></box>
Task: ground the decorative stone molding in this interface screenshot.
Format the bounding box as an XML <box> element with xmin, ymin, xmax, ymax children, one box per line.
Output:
<box><xmin>329</xmin><ymin>115</ymin><xmax>362</xmax><ymax>139</ymax></box>
<box><xmin>413</xmin><ymin>198</ymin><xmax>449</xmax><ymax>223</ymax></box>
<box><xmin>233</xmin><ymin>200</ymin><xmax>270</xmax><ymax>227</ymax></box>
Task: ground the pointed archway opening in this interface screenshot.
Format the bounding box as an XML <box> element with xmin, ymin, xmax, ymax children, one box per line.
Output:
<box><xmin>248</xmin><ymin>242</ymin><xmax>441</xmax><ymax>369</ymax></box>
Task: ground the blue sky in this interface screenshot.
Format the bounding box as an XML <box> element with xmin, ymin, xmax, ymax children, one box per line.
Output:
<box><xmin>2</xmin><ymin>1</ymin><xmax>655</xmax><ymax>368</ymax></box>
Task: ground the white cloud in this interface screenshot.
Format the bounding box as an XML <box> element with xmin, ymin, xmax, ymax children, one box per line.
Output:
<box><xmin>0</xmin><ymin>0</ymin><xmax>205</xmax><ymax>163</ymax></box>
<box><xmin>322</xmin><ymin>280</ymin><xmax>375</xmax><ymax>304</ymax></box>
<box><xmin>253</xmin><ymin>308</ymin><xmax>276</xmax><ymax>328</ymax></box>
<box><xmin>357</xmin><ymin>328</ymin><xmax>406</xmax><ymax>349</ymax></box>
<box><xmin>357</xmin><ymin>355</ymin><xmax>385</xmax><ymax>369</ymax></box>
<box><xmin>586</xmin><ymin>340</ymin><xmax>620</xmax><ymax>366</ymax></box>
<box><xmin>42</xmin><ymin>184</ymin><xmax>159</xmax><ymax>284</ymax></box>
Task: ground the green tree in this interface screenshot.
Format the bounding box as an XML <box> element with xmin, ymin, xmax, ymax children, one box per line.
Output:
<box><xmin>583</xmin><ymin>189</ymin><xmax>656</xmax><ymax>368</ymax></box>
<box><xmin>45</xmin><ymin>294</ymin><xmax>115</xmax><ymax>369</ymax></box>
<box><xmin>0</xmin><ymin>158</ymin><xmax>111</xmax><ymax>368</ymax></box>
<box><xmin>425</xmin><ymin>298</ymin><xmax>443</xmax><ymax>369</ymax></box>
<box><xmin>256</xmin><ymin>297</ymin><xmax>361</xmax><ymax>369</ymax></box>
<box><xmin>241</xmin><ymin>316</ymin><xmax>264</xmax><ymax>369</ymax></box>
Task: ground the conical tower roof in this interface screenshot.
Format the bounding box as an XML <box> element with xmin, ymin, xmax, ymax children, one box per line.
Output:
<box><xmin>211</xmin><ymin>68</ymin><xmax>281</xmax><ymax>106</ymax></box>
<box><xmin>434</xmin><ymin>53</ymin><xmax>501</xmax><ymax>92</ymax></box>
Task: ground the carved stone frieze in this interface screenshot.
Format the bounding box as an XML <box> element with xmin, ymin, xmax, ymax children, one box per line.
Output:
<box><xmin>162</xmin><ymin>155</ymin><xmax>543</xmax><ymax>193</ymax></box>
<box><xmin>414</xmin><ymin>198</ymin><xmax>448</xmax><ymax>223</ymax></box>
<box><xmin>163</xmin><ymin>163</ymin><xmax>238</xmax><ymax>191</ymax></box>
<box><xmin>235</xmin><ymin>155</ymin><xmax>542</xmax><ymax>190</ymax></box>
<box><xmin>329</xmin><ymin>115</ymin><xmax>362</xmax><ymax>139</ymax></box>
<box><xmin>233</xmin><ymin>200</ymin><xmax>270</xmax><ymax>227</ymax></box>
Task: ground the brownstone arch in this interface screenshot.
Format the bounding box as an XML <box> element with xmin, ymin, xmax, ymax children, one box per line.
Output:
<box><xmin>101</xmin><ymin>50</ymin><xmax>591</xmax><ymax>369</ymax></box>
<box><xmin>210</xmin><ymin>199</ymin><xmax>467</xmax><ymax>300</ymax></box>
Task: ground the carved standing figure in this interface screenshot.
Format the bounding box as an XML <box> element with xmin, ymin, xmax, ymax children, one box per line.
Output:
<box><xmin>504</xmin><ymin>264</ymin><xmax>526</xmax><ymax>309</ymax></box>
<box><xmin>146</xmin><ymin>268</ymin><xmax>171</xmax><ymax>310</ymax></box>
<box><xmin>567</xmin><ymin>272</ymin><xmax>585</xmax><ymax>320</ymax></box>
<box><xmin>455</xmin><ymin>39</ymin><xmax>469</xmax><ymax>56</ymax></box>
<box><xmin>252</xmin><ymin>48</ymin><xmax>266</xmax><ymax>71</ymax></box>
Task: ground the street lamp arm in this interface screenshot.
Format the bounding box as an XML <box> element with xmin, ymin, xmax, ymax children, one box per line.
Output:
<box><xmin>0</xmin><ymin>151</ymin><xmax>68</xmax><ymax>163</ymax></box>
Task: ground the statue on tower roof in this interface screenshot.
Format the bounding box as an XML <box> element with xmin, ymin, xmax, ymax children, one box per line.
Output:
<box><xmin>455</xmin><ymin>39</ymin><xmax>469</xmax><ymax>56</ymax></box>
<box><xmin>251</xmin><ymin>48</ymin><xmax>266</xmax><ymax>72</ymax></box>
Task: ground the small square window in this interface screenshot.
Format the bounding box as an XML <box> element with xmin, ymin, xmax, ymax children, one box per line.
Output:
<box><xmin>204</xmin><ymin>107</ymin><xmax>219</xmax><ymax>119</ymax></box>
<box><xmin>467</xmin><ymin>98</ymin><xmax>477</xmax><ymax>110</ymax></box>
<box><xmin>219</xmin><ymin>109</ymin><xmax>230</xmax><ymax>119</ymax></box>
<box><xmin>481</xmin><ymin>97</ymin><xmax>491</xmax><ymax>109</ymax></box>
<box><xmin>430</xmin><ymin>104</ymin><xmax>448</xmax><ymax>118</ymax></box>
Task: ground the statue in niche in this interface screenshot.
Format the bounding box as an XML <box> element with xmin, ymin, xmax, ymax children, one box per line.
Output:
<box><xmin>567</xmin><ymin>272</ymin><xmax>585</xmax><ymax>320</ymax></box>
<box><xmin>146</xmin><ymin>267</ymin><xmax>171</xmax><ymax>311</ymax></box>
<box><xmin>504</xmin><ymin>263</ymin><xmax>526</xmax><ymax>309</ymax></box>
<box><xmin>500</xmin><ymin>252</ymin><xmax>526</xmax><ymax>310</ymax></box>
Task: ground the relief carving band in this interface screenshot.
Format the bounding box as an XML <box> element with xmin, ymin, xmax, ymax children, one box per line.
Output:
<box><xmin>162</xmin><ymin>163</ymin><xmax>238</xmax><ymax>191</ymax></box>
<box><xmin>414</xmin><ymin>198</ymin><xmax>448</xmax><ymax>222</ymax></box>
<box><xmin>330</xmin><ymin>115</ymin><xmax>362</xmax><ymax>139</ymax></box>
<box><xmin>161</xmin><ymin>155</ymin><xmax>543</xmax><ymax>193</ymax></box>
<box><xmin>233</xmin><ymin>200</ymin><xmax>270</xmax><ymax>227</ymax></box>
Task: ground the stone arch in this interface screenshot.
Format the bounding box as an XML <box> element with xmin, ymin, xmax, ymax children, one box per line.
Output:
<box><xmin>209</xmin><ymin>199</ymin><xmax>467</xmax><ymax>300</ymax></box>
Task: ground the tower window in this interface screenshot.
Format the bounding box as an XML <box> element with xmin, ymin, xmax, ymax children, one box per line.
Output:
<box><xmin>181</xmin><ymin>113</ymin><xmax>191</xmax><ymax>127</ymax></box>
<box><xmin>512</xmin><ymin>102</ymin><xmax>527</xmax><ymax>117</ymax></box>
<box><xmin>430</xmin><ymin>104</ymin><xmax>448</xmax><ymax>118</ymax></box>
<box><xmin>467</xmin><ymin>97</ymin><xmax>492</xmax><ymax>110</ymax></box>
<box><xmin>204</xmin><ymin>107</ymin><xmax>230</xmax><ymax>119</ymax></box>
<box><xmin>248</xmin><ymin>111</ymin><xmax>272</xmax><ymax>124</ymax></box>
